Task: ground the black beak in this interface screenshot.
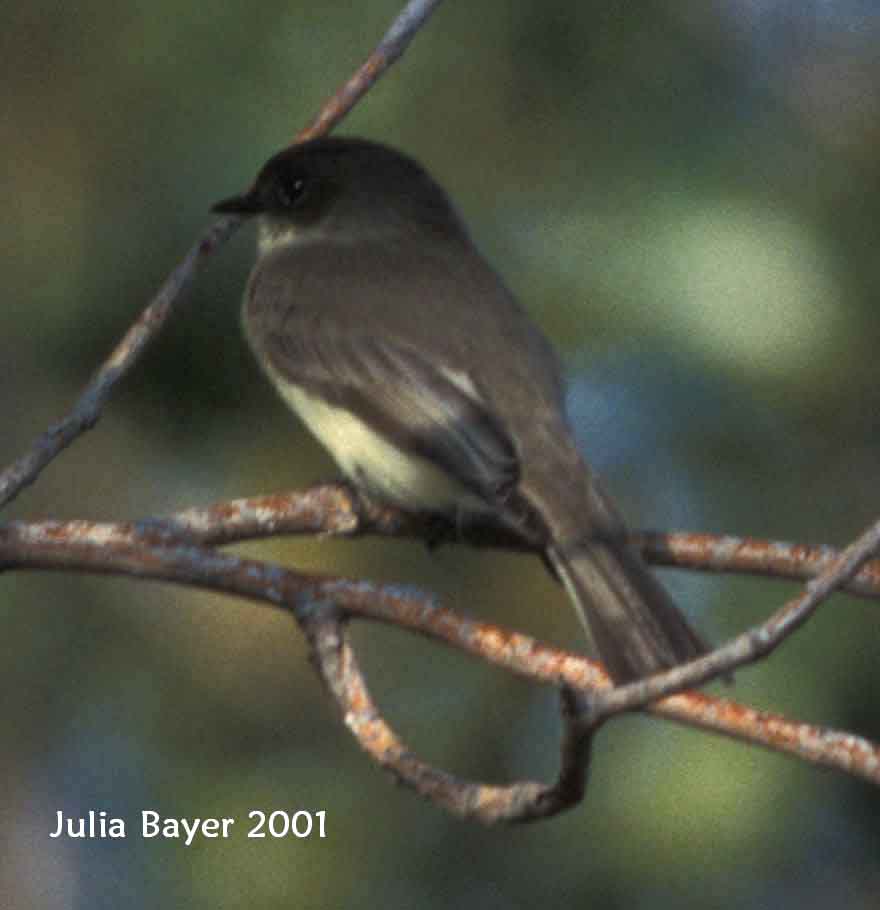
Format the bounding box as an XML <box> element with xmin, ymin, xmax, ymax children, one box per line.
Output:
<box><xmin>211</xmin><ymin>187</ymin><xmax>263</xmax><ymax>215</ymax></box>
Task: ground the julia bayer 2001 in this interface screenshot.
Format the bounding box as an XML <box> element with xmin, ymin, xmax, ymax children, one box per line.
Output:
<box><xmin>49</xmin><ymin>808</ymin><xmax>327</xmax><ymax>844</ymax></box>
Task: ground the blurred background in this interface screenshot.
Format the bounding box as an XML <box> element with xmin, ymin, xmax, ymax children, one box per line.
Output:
<box><xmin>2</xmin><ymin>0</ymin><xmax>880</xmax><ymax>906</ymax></box>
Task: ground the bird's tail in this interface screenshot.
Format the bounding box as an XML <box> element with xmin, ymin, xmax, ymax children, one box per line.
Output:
<box><xmin>547</xmin><ymin>538</ymin><xmax>708</xmax><ymax>684</ymax></box>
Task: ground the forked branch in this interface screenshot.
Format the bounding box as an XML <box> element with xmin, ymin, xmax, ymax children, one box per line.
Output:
<box><xmin>2</xmin><ymin>496</ymin><xmax>878</xmax><ymax>823</ymax></box>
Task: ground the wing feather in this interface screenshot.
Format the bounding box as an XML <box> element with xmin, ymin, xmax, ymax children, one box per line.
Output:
<box><xmin>257</xmin><ymin>312</ymin><xmax>520</xmax><ymax>504</ymax></box>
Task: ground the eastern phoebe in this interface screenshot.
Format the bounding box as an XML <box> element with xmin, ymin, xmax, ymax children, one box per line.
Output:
<box><xmin>214</xmin><ymin>137</ymin><xmax>707</xmax><ymax>682</ymax></box>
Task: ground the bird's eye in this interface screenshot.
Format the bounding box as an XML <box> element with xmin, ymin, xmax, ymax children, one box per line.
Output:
<box><xmin>275</xmin><ymin>173</ymin><xmax>308</xmax><ymax>209</ymax></box>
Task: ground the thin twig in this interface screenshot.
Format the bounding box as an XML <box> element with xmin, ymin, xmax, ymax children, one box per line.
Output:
<box><xmin>590</xmin><ymin>515</ymin><xmax>880</xmax><ymax>719</ymax></box>
<box><xmin>633</xmin><ymin>530</ymin><xmax>880</xmax><ymax>598</ymax></box>
<box><xmin>0</xmin><ymin>218</ymin><xmax>236</xmax><ymax>511</ymax></box>
<box><xmin>296</xmin><ymin>0</ymin><xmax>446</xmax><ymax>142</ymax></box>
<box><xmin>0</xmin><ymin>0</ymin><xmax>446</xmax><ymax>514</ymax></box>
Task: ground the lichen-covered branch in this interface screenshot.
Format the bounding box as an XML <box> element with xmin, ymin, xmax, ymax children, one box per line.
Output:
<box><xmin>153</xmin><ymin>485</ymin><xmax>880</xmax><ymax>600</ymax></box>
<box><xmin>2</xmin><ymin>507</ymin><xmax>878</xmax><ymax>824</ymax></box>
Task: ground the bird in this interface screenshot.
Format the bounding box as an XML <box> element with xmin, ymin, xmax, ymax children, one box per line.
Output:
<box><xmin>213</xmin><ymin>136</ymin><xmax>708</xmax><ymax>683</ymax></box>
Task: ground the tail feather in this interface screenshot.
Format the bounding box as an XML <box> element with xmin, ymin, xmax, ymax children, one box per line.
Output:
<box><xmin>548</xmin><ymin>540</ymin><xmax>708</xmax><ymax>684</ymax></box>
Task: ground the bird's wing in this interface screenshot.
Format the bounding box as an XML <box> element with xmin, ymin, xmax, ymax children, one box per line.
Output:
<box><xmin>255</xmin><ymin>308</ymin><xmax>520</xmax><ymax>506</ymax></box>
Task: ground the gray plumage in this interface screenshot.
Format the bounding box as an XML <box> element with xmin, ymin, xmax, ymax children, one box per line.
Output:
<box><xmin>214</xmin><ymin>137</ymin><xmax>707</xmax><ymax>682</ymax></box>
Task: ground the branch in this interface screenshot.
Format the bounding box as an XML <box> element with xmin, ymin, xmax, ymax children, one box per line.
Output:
<box><xmin>0</xmin><ymin>217</ymin><xmax>235</xmax><ymax>511</ymax></box>
<box><xmin>295</xmin><ymin>0</ymin><xmax>445</xmax><ymax>143</ymax></box>
<box><xmin>587</xmin><ymin>513</ymin><xmax>880</xmax><ymax>719</ymax></box>
<box><xmin>2</xmin><ymin>504</ymin><xmax>878</xmax><ymax>824</ymax></box>
<box><xmin>633</xmin><ymin>530</ymin><xmax>880</xmax><ymax>598</ymax></box>
<box><xmin>157</xmin><ymin>485</ymin><xmax>880</xmax><ymax>733</ymax></box>
<box><xmin>0</xmin><ymin>0</ymin><xmax>445</xmax><ymax>513</ymax></box>
<box><xmin>151</xmin><ymin>485</ymin><xmax>880</xmax><ymax>599</ymax></box>
<box><xmin>308</xmin><ymin>614</ymin><xmax>590</xmax><ymax>823</ymax></box>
